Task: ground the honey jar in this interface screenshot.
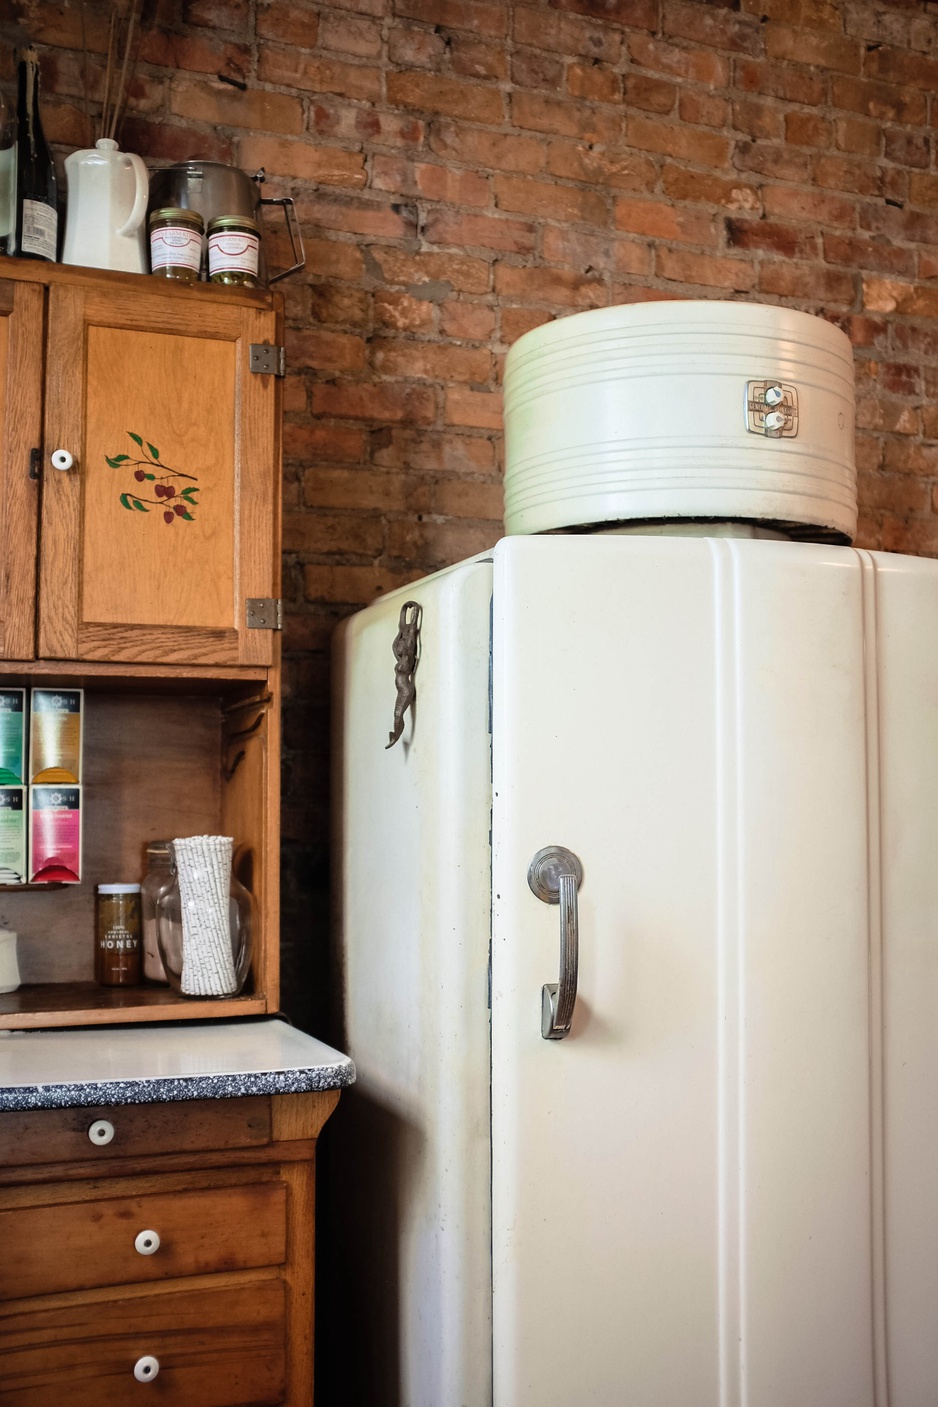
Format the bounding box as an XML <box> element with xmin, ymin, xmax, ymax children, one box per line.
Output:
<box><xmin>95</xmin><ymin>883</ymin><xmax>142</xmax><ymax>986</ymax></box>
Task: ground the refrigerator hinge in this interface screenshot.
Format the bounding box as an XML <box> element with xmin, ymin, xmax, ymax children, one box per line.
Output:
<box><xmin>250</xmin><ymin>343</ymin><xmax>286</xmax><ymax>378</ymax></box>
<box><xmin>246</xmin><ymin>598</ymin><xmax>283</xmax><ymax>630</ymax></box>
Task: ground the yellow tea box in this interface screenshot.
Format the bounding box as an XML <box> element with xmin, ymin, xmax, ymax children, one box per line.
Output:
<box><xmin>0</xmin><ymin>787</ymin><xmax>26</xmax><ymax>884</ymax></box>
<box><xmin>29</xmin><ymin>689</ymin><xmax>83</xmax><ymax>784</ymax></box>
<box><xmin>0</xmin><ymin>690</ymin><xmax>25</xmax><ymax>784</ymax></box>
<box><xmin>29</xmin><ymin>785</ymin><xmax>82</xmax><ymax>884</ymax></box>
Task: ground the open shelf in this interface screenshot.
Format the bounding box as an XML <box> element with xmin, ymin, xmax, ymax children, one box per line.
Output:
<box><xmin>0</xmin><ymin>983</ymin><xmax>269</xmax><ymax>1030</ymax></box>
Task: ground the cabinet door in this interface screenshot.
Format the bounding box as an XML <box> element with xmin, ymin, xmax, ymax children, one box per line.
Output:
<box><xmin>0</xmin><ymin>279</ymin><xmax>43</xmax><ymax>660</ymax></box>
<box><xmin>38</xmin><ymin>284</ymin><xmax>280</xmax><ymax>665</ymax></box>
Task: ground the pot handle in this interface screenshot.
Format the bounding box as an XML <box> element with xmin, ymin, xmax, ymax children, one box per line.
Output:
<box><xmin>118</xmin><ymin>152</ymin><xmax>149</xmax><ymax>237</ymax></box>
<box><xmin>259</xmin><ymin>196</ymin><xmax>305</xmax><ymax>283</ymax></box>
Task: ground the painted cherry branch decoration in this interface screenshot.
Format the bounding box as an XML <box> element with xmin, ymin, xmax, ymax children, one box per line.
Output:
<box><xmin>107</xmin><ymin>432</ymin><xmax>200</xmax><ymax>524</ymax></box>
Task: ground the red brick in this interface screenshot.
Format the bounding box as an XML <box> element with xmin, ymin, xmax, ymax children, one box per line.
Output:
<box><xmin>656</xmin><ymin>248</ymin><xmax>757</xmax><ymax>291</ymax></box>
<box><xmin>511</xmin><ymin>91</ymin><xmax>622</xmax><ymax>142</ymax></box>
<box><xmin>495</xmin><ymin>174</ymin><xmax>608</xmax><ymax>227</ymax></box>
<box><xmin>733</xmin><ymin>97</ymin><xmax>785</xmax><ymax>141</ymax></box>
<box><xmin>661</xmin><ymin>165</ymin><xmax>762</xmax><ymax>213</ymax></box>
<box><xmin>237</xmin><ymin>136</ymin><xmax>366</xmax><ymax>186</ymax></box>
<box><xmin>416</xmin><ymin>163</ymin><xmax>492</xmax><ymax>207</ymax></box>
<box><xmin>302</xmin><ymin>468</ymin><xmax>433</xmax><ymax>515</ymax></box>
<box><xmin>568</xmin><ymin>62</ymin><xmax>621</xmax><ymax>104</ymax></box>
<box><xmin>372</xmin><ymin>247</ymin><xmax>492</xmax><ymax>294</ymax></box>
<box><xmin>679</xmin><ymin>90</ymin><xmax>729</xmax><ymax>128</ymax></box>
<box><xmin>388</xmin><ymin>25</ymin><xmax>446</xmax><ymax>67</ymax></box>
<box><xmin>424</xmin><ymin>208</ymin><xmax>537</xmax><ymax>256</ymax></box>
<box><xmin>763</xmin><ymin>185</ymin><xmax>857</xmax><ymax>229</ymax></box>
<box><xmin>302</xmin><ymin>565</ymin><xmax>419</xmax><ymax>605</ymax></box>
<box><xmin>512</xmin><ymin>6</ymin><xmax>623</xmax><ymax>63</ymax></box>
<box><xmin>542</xmin><ymin>226</ymin><xmax>617</xmax><ymax>271</ymax></box>
<box><xmin>614</xmin><ymin>240</ymin><xmax>655</xmax><ymax>276</ymax></box>
<box><xmin>734</xmin><ymin>142</ymin><xmax>813</xmax><ymax>184</ymax></box>
<box><xmin>431</xmin><ymin>479</ymin><xmax>504</xmax><ymax>519</ymax></box>
<box><xmin>287</xmin><ymin>328</ymin><xmax>367</xmax><ymax>372</ymax></box>
<box><xmin>863</xmin><ymin>278</ymin><xmax>938</xmax><ymax>318</ymax></box>
<box><xmin>834</xmin><ymin>117</ymin><xmax>880</xmax><ymax>156</ymax></box>
<box><xmin>501</xmin><ymin>307</ymin><xmax>556</xmax><ymax>344</ymax></box>
<box><xmin>908</xmin><ymin>173</ymin><xmax>938</xmax><ymax>211</ymax></box>
<box><xmin>616</xmin><ymin>198</ymin><xmax>717</xmax><ymax>247</ymax></box>
<box><xmin>856</xmin><ymin>472</ymin><xmax>929</xmax><ymax>514</ymax></box>
<box><xmin>444</xmin><ymin>387</ymin><xmax>504</xmax><ymax>428</ymax></box>
<box><xmin>42</xmin><ymin>102</ymin><xmax>92</xmax><ymax>147</ymax></box>
<box><xmin>430</xmin><ymin>121</ymin><xmax>545</xmax><ymax>174</ymax></box>
<box><xmin>372</xmin><ymin>428</ymin><xmax>495</xmax><ymax>472</ymax></box>
<box><xmin>785</xmin><ymin>111</ymin><xmax>833</xmax><ymax>148</ymax></box>
<box><xmin>548</xmin><ymin>141</ymin><xmax>657</xmax><ymax>192</ymax></box>
<box><xmin>450</xmin><ymin>36</ymin><xmax>509</xmax><ymax>81</ymax></box>
<box><xmin>664</xmin><ymin>2</ymin><xmax>761</xmax><ymax>55</ymax></box>
<box><xmin>549</xmin><ymin>0</ymin><xmax>657</xmax><ymax>30</ymax></box>
<box><xmin>627</xmin><ymin>116</ymin><xmax>732</xmax><ymax>167</ymax></box>
<box><xmin>858</xmin><ymin>202</ymin><xmax>935</xmax><ymax>246</ymax></box>
<box><xmin>372</xmin><ymin>339</ymin><xmax>492</xmax><ymax>384</ymax></box>
<box><xmin>734</xmin><ymin>58</ymin><xmax>826</xmax><ymax>106</ymax></box>
<box><xmin>884</xmin><ymin>131</ymin><xmax>930</xmax><ymax>169</ymax></box>
<box><xmin>171</xmin><ymin>79</ymin><xmax>304</xmax><ymax>132</ymax></box>
<box><xmin>741</xmin><ymin>0</ymin><xmax>840</xmax><ymax>25</ymax></box>
<box><xmin>259</xmin><ymin>51</ymin><xmax>383</xmax><ymax>100</ymax></box>
<box><xmin>920</xmin><ymin>252</ymin><xmax>938</xmax><ymax>281</ymax></box>
<box><xmin>813</xmin><ymin>154</ymin><xmax>888</xmax><ymax>198</ymax></box>
<box><xmin>758</xmin><ymin>262</ymin><xmax>856</xmax><ymax>304</ymax></box>
<box><xmin>512</xmin><ymin>48</ymin><xmax>566</xmax><ymax>89</ymax></box>
<box><xmin>303</xmin><ymin>238</ymin><xmax>365</xmax><ymax>282</ymax></box>
<box><xmin>440</xmin><ymin>301</ymin><xmax>497</xmax><ymax>342</ymax></box>
<box><xmin>257</xmin><ymin>1</ymin><xmax>319</xmax><ymax>48</ymax></box>
<box><xmin>296</xmin><ymin>194</ymin><xmax>416</xmax><ymax>238</ymax></box>
<box><xmin>288</xmin><ymin>424</ymin><xmax>365</xmax><ymax>464</ymax></box>
<box><xmin>386</xmin><ymin>71</ymin><xmax>504</xmax><ymax>124</ymax></box>
<box><xmin>765</xmin><ymin>23</ymin><xmax>861</xmax><ymax>76</ymax></box>
<box><xmin>393</xmin><ymin>0</ymin><xmax>508</xmax><ymax>37</ymax></box>
<box><xmin>320</xmin><ymin>13</ymin><xmax>383</xmax><ymax>56</ymax></box>
<box><xmin>374</xmin><ymin>290</ymin><xmax>436</xmax><ymax>332</ymax></box>
<box><xmin>865</xmin><ymin>45</ymin><xmax>938</xmax><ymax>93</ymax></box>
<box><xmin>123</xmin><ymin>116</ymin><xmax>235</xmax><ymax>164</ymax></box>
<box><xmin>308</xmin><ymin>283</ymin><xmax>371</xmax><ymax>328</ymax></box>
<box><xmin>823</xmin><ymin>235</ymin><xmax>916</xmax><ymax>279</ymax></box>
<box><xmin>386</xmin><ymin>518</ymin><xmax>498</xmax><ymax>566</ymax></box>
<box><xmin>285</xmin><ymin>510</ymin><xmax>385</xmax><ymax>555</ymax></box>
<box><xmin>624</xmin><ymin>73</ymin><xmax>677</xmax><ymax>113</ymax></box>
<box><xmin>726</xmin><ymin>219</ymin><xmax>818</xmax><ymax>259</ymax></box>
<box><xmin>313</xmin><ymin>382</ymin><xmax>437</xmax><ymax>423</ymax></box>
<box><xmin>882</xmin><ymin>440</ymin><xmax>938</xmax><ymax>475</ymax></box>
<box><xmin>138</xmin><ymin>31</ymin><xmax>251</xmax><ymax>76</ymax></box>
<box><xmin>831</xmin><ymin>76</ymin><xmax>927</xmax><ymax>125</ymax></box>
<box><xmin>494</xmin><ymin>264</ymin><xmax>607</xmax><ymax>307</ymax></box>
<box><xmin>629</xmin><ymin>33</ymin><xmax>729</xmax><ymax>86</ymax></box>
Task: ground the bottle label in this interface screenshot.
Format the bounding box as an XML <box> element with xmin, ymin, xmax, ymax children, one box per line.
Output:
<box><xmin>150</xmin><ymin>226</ymin><xmax>202</xmax><ymax>274</ymax></box>
<box><xmin>21</xmin><ymin>198</ymin><xmax>57</xmax><ymax>260</ymax></box>
<box><xmin>208</xmin><ymin>230</ymin><xmax>259</xmax><ymax>278</ymax></box>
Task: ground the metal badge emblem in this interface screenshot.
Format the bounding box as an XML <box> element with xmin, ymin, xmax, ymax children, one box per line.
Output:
<box><xmin>745</xmin><ymin>380</ymin><xmax>800</xmax><ymax>438</ymax></box>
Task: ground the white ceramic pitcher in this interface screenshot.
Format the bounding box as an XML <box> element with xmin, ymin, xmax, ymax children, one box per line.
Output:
<box><xmin>63</xmin><ymin>137</ymin><xmax>148</xmax><ymax>273</ymax></box>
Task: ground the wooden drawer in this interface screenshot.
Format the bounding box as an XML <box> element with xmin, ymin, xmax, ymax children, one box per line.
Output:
<box><xmin>0</xmin><ymin>1277</ymin><xmax>286</xmax><ymax>1406</ymax></box>
<box><xmin>0</xmin><ymin>1181</ymin><xmax>287</xmax><ymax>1299</ymax></box>
<box><xmin>0</xmin><ymin>1097</ymin><xmax>272</xmax><ymax>1169</ymax></box>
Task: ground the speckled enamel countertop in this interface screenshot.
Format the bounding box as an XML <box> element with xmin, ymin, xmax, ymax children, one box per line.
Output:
<box><xmin>0</xmin><ymin>1018</ymin><xmax>355</xmax><ymax>1110</ymax></box>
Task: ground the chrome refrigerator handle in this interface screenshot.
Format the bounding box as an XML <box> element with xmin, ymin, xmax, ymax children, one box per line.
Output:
<box><xmin>527</xmin><ymin>845</ymin><xmax>583</xmax><ymax>1040</ymax></box>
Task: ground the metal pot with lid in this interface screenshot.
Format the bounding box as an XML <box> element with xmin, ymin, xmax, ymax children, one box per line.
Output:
<box><xmin>147</xmin><ymin>160</ymin><xmax>304</xmax><ymax>285</ymax></box>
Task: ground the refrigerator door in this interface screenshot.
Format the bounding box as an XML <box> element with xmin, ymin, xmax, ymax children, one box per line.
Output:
<box><xmin>491</xmin><ymin>535</ymin><xmax>938</xmax><ymax>1407</ymax></box>
<box><xmin>332</xmin><ymin>554</ymin><xmax>494</xmax><ymax>1407</ymax></box>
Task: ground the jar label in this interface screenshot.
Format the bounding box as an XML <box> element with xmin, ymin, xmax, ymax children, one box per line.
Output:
<box><xmin>21</xmin><ymin>199</ymin><xmax>57</xmax><ymax>261</ymax></box>
<box><xmin>208</xmin><ymin>230</ymin><xmax>259</xmax><ymax>278</ymax></box>
<box><xmin>150</xmin><ymin>227</ymin><xmax>202</xmax><ymax>273</ymax></box>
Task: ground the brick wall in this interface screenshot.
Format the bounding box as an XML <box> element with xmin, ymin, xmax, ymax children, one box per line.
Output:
<box><xmin>5</xmin><ymin>0</ymin><xmax>938</xmax><ymax>1032</ymax></box>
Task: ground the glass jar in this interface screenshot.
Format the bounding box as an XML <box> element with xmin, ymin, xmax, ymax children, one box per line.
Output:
<box><xmin>95</xmin><ymin>884</ymin><xmax>142</xmax><ymax>986</ymax></box>
<box><xmin>149</xmin><ymin>206</ymin><xmax>204</xmax><ymax>282</ymax></box>
<box><xmin>156</xmin><ymin>841</ymin><xmax>253</xmax><ymax>997</ymax></box>
<box><xmin>141</xmin><ymin>840</ymin><xmax>172</xmax><ymax>983</ymax></box>
<box><xmin>207</xmin><ymin>215</ymin><xmax>259</xmax><ymax>287</ymax></box>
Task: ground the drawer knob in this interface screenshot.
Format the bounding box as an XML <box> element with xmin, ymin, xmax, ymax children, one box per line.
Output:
<box><xmin>88</xmin><ymin>1119</ymin><xmax>115</xmax><ymax>1146</ymax></box>
<box><xmin>134</xmin><ymin>1355</ymin><xmax>160</xmax><ymax>1383</ymax></box>
<box><xmin>134</xmin><ymin>1229</ymin><xmax>161</xmax><ymax>1256</ymax></box>
<box><xmin>50</xmin><ymin>448</ymin><xmax>75</xmax><ymax>472</ymax></box>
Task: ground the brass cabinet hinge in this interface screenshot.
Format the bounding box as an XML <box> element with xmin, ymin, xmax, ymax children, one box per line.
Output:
<box><xmin>246</xmin><ymin>598</ymin><xmax>283</xmax><ymax>630</ymax></box>
<box><xmin>249</xmin><ymin>344</ymin><xmax>286</xmax><ymax>378</ymax></box>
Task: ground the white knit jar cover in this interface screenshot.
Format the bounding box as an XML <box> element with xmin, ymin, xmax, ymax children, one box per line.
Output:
<box><xmin>173</xmin><ymin>835</ymin><xmax>237</xmax><ymax>996</ymax></box>
<box><xmin>503</xmin><ymin>300</ymin><xmax>857</xmax><ymax>541</ymax></box>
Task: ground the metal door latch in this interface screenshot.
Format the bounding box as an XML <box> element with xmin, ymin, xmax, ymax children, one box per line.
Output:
<box><xmin>386</xmin><ymin>601</ymin><xmax>421</xmax><ymax>749</ymax></box>
<box><xmin>246</xmin><ymin>598</ymin><xmax>282</xmax><ymax>630</ymax></box>
<box><xmin>250</xmin><ymin>344</ymin><xmax>286</xmax><ymax>377</ymax></box>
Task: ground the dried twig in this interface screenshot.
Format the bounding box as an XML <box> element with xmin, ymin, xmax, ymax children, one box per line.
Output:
<box><xmin>79</xmin><ymin>0</ymin><xmax>92</xmax><ymax>147</ymax></box>
<box><xmin>109</xmin><ymin>0</ymin><xmax>141</xmax><ymax>140</ymax></box>
<box><xmin>100</xmin><ymin>4</ymin><xmax>117</xmax><ymax>140</ymax></box>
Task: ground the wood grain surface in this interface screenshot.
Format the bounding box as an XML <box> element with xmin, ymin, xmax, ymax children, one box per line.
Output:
<box><xmin>0</xmin><ymin>279</ymin><xmax>43</xmax><ymax>661</ymax></box>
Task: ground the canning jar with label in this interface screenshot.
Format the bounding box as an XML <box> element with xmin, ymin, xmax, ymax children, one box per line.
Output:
<box><xmin>149</xmin><ymin>206</ymin><xmax>204</xmax><ymax>283</ymax></box>
<box><xmin>207</xmin><ymin>215</ymin><xmax>259</xmax><ymax>287</ymax></box>
<box><xmin>95</xmin><ymin>883</ymin><xmax>142</xmax><ymax>986</ymax></box>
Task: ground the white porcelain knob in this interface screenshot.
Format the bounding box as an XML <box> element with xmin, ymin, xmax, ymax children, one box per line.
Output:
<box><xmin>134</xmin><ymin>1229</ymin><xmax>161</xmax><ymax>1256</ymax></box>
<box><xmin>764</xmin><ymin>384</ymin><xmax>784</xmax><ymax>406</ymax></box>
<box><xmin>88</xmin><ymin>1119</ymin><xmax>115</xmax><ymax>1146</ymax></box>
<box><xmin>764</xmin><ymin>410</ymin><xmax>786</xmax><ymax>431</ymax></box>
<box><xmin>133</xmin><ymin>1356</ymin><xmax>160</xmax><ymax>1383</ymax></box>
<box><xmin>50</xmin><ymin>449</ymin><xmax>74</xmax><ymax>471</ymax></box>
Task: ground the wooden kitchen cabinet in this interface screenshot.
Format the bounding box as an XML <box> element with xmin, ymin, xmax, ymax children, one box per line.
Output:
<box><xmin>0</xmin><ymin>259</ymin><xmax>285</xmax><ymax>1030</ymax></box>
<box><xmin>0</xmin><ymin>1089</ymin><xmax>339</xmax><ymax>1406</ymax></box>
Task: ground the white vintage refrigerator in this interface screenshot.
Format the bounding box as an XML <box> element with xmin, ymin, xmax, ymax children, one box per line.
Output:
<box><xmin>333</xmin><ymin>530</ymin><xmax>938</xmax><ymax>1407</ymax></box>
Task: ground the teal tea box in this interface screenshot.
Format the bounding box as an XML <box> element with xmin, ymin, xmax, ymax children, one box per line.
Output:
<box><xmin>0</xmin><ymin>691</ymin><xmax>26</xmax><ymax>785</ymax></box>
<box><xmin>0</xmin><ymin>787</ymin><xmax>26</xmax><ymax>884</ymax></box>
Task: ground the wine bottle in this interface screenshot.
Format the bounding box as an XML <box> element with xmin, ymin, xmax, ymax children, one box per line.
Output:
<box><xmin>0</xmin><ymin>90</ymin><xmax>15</xmax><ymax>257</ymax></box>
<box><xmin>12</xmin><ymin>47</ymin><xmax>58</xmax><ymax>262</ymax></box>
